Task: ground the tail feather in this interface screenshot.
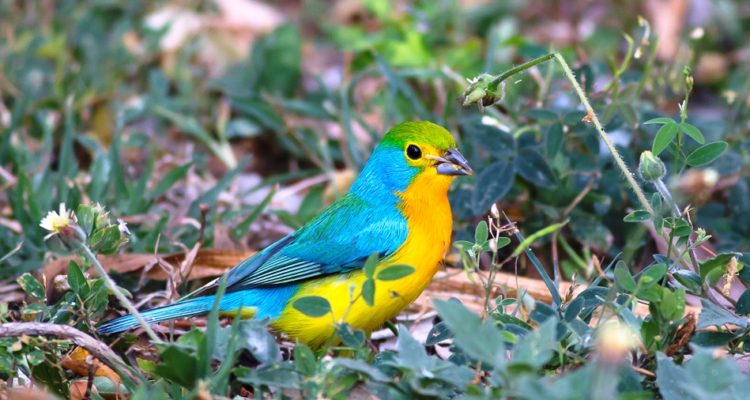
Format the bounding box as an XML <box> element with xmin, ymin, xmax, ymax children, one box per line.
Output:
<box><xmin>97</xmin><ymin>297</ymin><xmax>214</xmax><ymax>334</ymax></box>
<box><xmin>97</xmin><ymin>286</ymin><xmax>298</xmax><ymax>335</ymax></box>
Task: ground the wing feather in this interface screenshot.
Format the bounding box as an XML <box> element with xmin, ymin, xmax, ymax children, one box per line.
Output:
<box><xmin>185</xmin><ymin>194</ymin><xmax>408</xmax><ymax>297</ymax></box>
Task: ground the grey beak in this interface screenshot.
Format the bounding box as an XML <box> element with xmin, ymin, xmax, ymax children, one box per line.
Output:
<box><xmin>435</xmin><ymin>148</ymin><xmax>473</xmax><ymax>176</ymax></box>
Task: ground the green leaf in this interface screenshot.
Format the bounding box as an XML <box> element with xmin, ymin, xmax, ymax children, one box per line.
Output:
<box><xmin>67</xmin><ymin>261</ymin><xmax>88</xmax><ymax>294</ymax></box>
<box><xmin>691</xmin><ymin>331</ymin><xmax>736</xmax><ymax>347</ymax></box>
<box><xmin>30</xmin><ymin>362</ymin><xmax>67</xmax><ymax>397</ymax></box>
<box><xmin>292</xmin><ymin>296</ymin><xmax>331</xmax><ymax>318</ymax></box>
<box><xmin>472</xmin><ymin>161</ymin><xmax>515</xmax><ymax>213</ymax></box>
<box><xmin>515</xmin><ymin>148</ymin><xmax>558</xmax><ymax>188</ymax></box>
<box><xmin>510</xmin><ymin>318</ymin><xmax>557</xmax><ymax>369</ymax></box>
<box><xmin>686</xmin><ymin>141</ymin><xmax>728</xmax><ymax>167</ymax></box>
<box><xmin>76</xmin><ymin>205</ymin><xmax>95</xmax><ymax>235</ymax></box>
<box><xmin>660</xmin><ymin>288</ymin><xmax>685</xmax><ymax>321</ymax></box>
<box><xmin>636</xmin><ymin>285</ymin><xmax>663</xmax><ymax>303</ymax></box>
<box><xmin>361</xmin><ymin>278</ymin><xmax>375</xmax><ymax>306</ymax></box>
<box><xmin>545</xmin><ymin>122</ymin><xmax>564</xmax><ymax>157</ymax></box>
<box><xmin>614</xmin><ymin>261</ymin><xmax>637</xmax><ymax>292</ymax></box>
<box><xmin>638</xmin><ymin>263</ymin><xmax>667</xmax><ymax>287</ymax></box>
<box><xmin>190</xmin><ymin>160</ymin><xmax>247</xmax><ymax>217</ymax></box>
<box><xmin>673</xmin><ymin>270</ymin><xmax>702</xmax><ymax>294</ymax></box>
<box><xmin>697</xmin><ymin>298</ymin><xmax>748</xmax><ymax>329</ymax></box>
<box><xmin>507</xmin><ymin>221</ymin><xmax>562</xmax><ymax>306</ymax></box>
<box><xmin>657</xmin><ymin>349</ymin><xmax>750</xmax><ymax>400</ymax></box>
<box><xmin>88</xmin><ymin>225</ymin><xmax>122</xmax><ymax>255</ymax></box>
<box><xmin>148</xmin><ymin>162</ymin><xmax>192</xmax><ymax>200</ymax></box>
<box><xmin>257</xmin><ymin>24</ymin><xmax>302</xmax><ymax>97</ymax></box>
<box><xmin>363</xmin><ymin>253</ymin><xmax>379</xmax><ymax>278</ymax></box>
<box><xmin>434</xmin><ymin>299</ymin><xmax>506</xmax><ymax>369</ymax></box>
<box><xmin>17</xmin><ymin>273</ymin><xmax>45</xmax><ymax>301</ymax></box>
<box><xmin>736</xmin><ymin>289</ymin><xmax>750</xmax><ymax>315</ymax></box>
<box><xmin>670</xmin><ymin>219</ymin><xmax>693</xmax><ymax>238</ymax></box>
<box><xmin>652</xmin><ymin>122</ymin><xmax>678</xmax><ymax>155</ymax></box>
<box><xmin>495</xmin><ymin>237</ymin><xmax>511</xmax><ymax>249</ymax></box>
<box><xmin>679</xmin><ymin>122</ymin><xmax>705</xmax><ymax>144</ymax></box>
<box><xmin>563</xmin><ymin>297</ymin><xmax>584</xmax><ymax>321</ymax></box>
<box><xmin>375</xmin><ymin>55</ymin><xmax>432</xmax><ymax>120</ymax></box>
<box><xmin>377</xmin><ymin>264</ymin><xmax>415</xmax><ymax>281</ymax></box>
<box><xmin>154</xmin><ymin>345</ymin><xmax>199</xmax><ymax>388</ymax></box>
<box><xmin>331</xmin><ymin>358</ymin><xmax>389</xmax><ymax>382</ymax></box>
<box><xmin>396</xmin><ymin>324</ymin><xmax>430</xmax><ymax>369</ymax></box>
<box><xmin>474</xmin><ymin>220</ymin><xmax>488</xmax><ymax>245</ymax></box>
<box><xmin>293</xmin><ymin>343</ymin><xmax>316</xmax><ymax>376</ymax></box>
<box><xmin>623</xmin><ymin>210</ymin><xmax>651</xmax><ymax>222</ymax></box>
<box><xmin>426</xmin><ymin>322</ymin><xmax>452</xmax><ymax>345</ymax></box>
<box><xmin>650</xmin><ymin>192</ymin><xmax>663</xmax><ymax>212</ymax></box>
<box><xmin>296</xmin><ymin>186</ymin><xmax>324</xmax><ymax>223</ymax></box>
<box><xmin>699</xmin><ymin>252</ymin><xmax>741</xmax><ymax>280</ymax></box>
<box><xmin>235</xmin><ymin>365</ymin><xmax>300</xmax><ymax>389</ymax></box>
<box><xmin>238</xmin><ymin>320</ymin><xmax>279</xmax><ymax>364</ymax></box>
<box><xmin>523</xmin><ymin>108</ymin><xmax>558</xmax><ymax>121</ymax></box>
<box><xmin>232</xmin><ymin>186</ymin><xmax>275</xmax><ymax>238</ymax></box>
<box><xmin>643</xmin><ymin>117</ymin><xmax>675</xmax><ymax>125</ymax></box>
<box><xmin>336</xmin><ymin>324</ymin><xmax>367</xmax><ymax>349</ymax></box>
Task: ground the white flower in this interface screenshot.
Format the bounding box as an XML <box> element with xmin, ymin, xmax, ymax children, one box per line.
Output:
<box><xmin>117</xmin><ymin>218</ymin><xmax>131</xmax><ymax>236</ymax></box>
<box><xmin>40</xmin><ymin>203</ymin><xmax>75</xmax><ymax>239</ymax></box>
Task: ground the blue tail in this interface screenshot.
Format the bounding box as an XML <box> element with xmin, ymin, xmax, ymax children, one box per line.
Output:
<box><xmin>97</xmin><ymin>286</ymin><xmax>297</xmax><ymax>334</ymax></box>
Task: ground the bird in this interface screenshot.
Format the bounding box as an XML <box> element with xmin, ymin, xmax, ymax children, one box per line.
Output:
<box><xmin>97</xmin><ymin>121</ymin><xmax>472</xmax><ymax>348</ymax></box>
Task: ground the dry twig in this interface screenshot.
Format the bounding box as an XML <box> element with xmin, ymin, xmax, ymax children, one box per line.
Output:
<box><xmin>0</xmin><ymin>322</ymin><xmax>141</xmax><ymax>384</ymax></box>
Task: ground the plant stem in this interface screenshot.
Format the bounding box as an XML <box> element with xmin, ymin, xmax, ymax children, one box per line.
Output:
<box><xmin>488</xmin><ymin>53</ymin><xmax>557</xmax><ymax>92</ymax></box>
<box><xmin>553</xmin><ymin>53</ymin><xmax>654</xmax><ymax>214</ymax></box>
<box><xmin>76</xmin><ymin>243</ymin><xmax>160</xmax><ymax>342</ymax></box>
<box><xmin>653</xmin><ymin>179</ymin><xmax>699</xmax><ymax>272</ymax></box>
<box><xmin>653</xmin><ymin>180</ymin><xmax>680</xmax><ymax>216</ymax></box>
<box><xmin>636</xmin><ymin>37</ymin><xmax>659</xmax><ymax>98</ymax></box>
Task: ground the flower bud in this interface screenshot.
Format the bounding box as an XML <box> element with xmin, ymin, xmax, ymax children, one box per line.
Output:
<box><xmin>490</xmin><ymin>203</ymin><xmax>500</xmax><ymax>219</ymax></box>
<box><xmin>684</xmin><ymin>67</ymin><xmax>694</xmax><ymax>92</ymax></box>
<box><xmin>462</xmin><ymin>74</ymin><xmax>498</xmax><ymax>107</ymax></box>
<box><xmin>638</xmin><ymin>151</ymin><xmax>666</xmax><ymax>182</ymax></box>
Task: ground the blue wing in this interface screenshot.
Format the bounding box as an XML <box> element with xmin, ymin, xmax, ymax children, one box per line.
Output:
<box><xmin>186</xmin><ymin>193</ymin><xmax>408</xmax><ymax>297</ymax></box>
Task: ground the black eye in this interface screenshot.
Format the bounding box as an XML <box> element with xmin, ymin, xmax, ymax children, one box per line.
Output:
<box><xmin>406</xmin><ymin>144</ymin><xmax>422</xmax><ymax>160</ymax></box>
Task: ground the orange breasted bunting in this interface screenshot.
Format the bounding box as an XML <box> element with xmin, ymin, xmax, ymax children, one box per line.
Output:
<box><xmin>98</xmin><ymin>121</ymin><xmax>472</xmax><ymax>347</ymax></box>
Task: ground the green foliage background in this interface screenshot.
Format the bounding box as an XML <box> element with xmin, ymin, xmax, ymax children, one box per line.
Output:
<box><xmin>2</xmin><ymin>0</ymin><xmax>750</xmax><ymax>398</ymax></box>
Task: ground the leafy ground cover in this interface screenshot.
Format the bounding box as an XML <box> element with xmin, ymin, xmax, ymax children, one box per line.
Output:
<box><xmin>2</xmin><ymin>1</ymin><xmax>750</xmax><ymax>398</ymax></box>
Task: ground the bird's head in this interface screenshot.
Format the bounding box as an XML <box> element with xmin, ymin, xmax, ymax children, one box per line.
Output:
<box><xmin>351</xmin><ymin>121</ymin><xmax>472</xmax><ymax>197</ymax></box>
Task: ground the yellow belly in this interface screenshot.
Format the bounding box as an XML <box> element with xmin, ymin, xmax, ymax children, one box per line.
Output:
<box><xmin>272</xmin><ymin>244</ymin><xmax>443</xmax><ymax>347</ymax></box>
<box><xmin>272</xmin><ymin>171</ymin><xmax>454</xmax><ymax>348</ymax></box>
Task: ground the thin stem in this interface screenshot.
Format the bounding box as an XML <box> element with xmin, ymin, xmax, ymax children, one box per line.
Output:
<box><xmin>636</xmin><ymin>37</ymin><xmax>659</xmax><ymax>98</ymax></box>
<box><xmin>483</xmin><ymin>267</ymin><xmax>497</xmax><ymax>318</ymax></box>
<box><xmin>653</xmin><ymin>180</ymin><xmax>680</xmax><ymax>216</ymax></box>
<box><xmin>77</xmin><ymin>243</ymin><xmax>160</xmax><ymax>342</ymax></box>
<box><xmin>673</xmin><ymin>133</ymin><xmax>683</xmax><ymax>179</ymax></box>
<box><xmin>654</xmin><ymin>179</ymin><xmax>699</xmax><ymax>272</ymax></box>
<box><xmin>488</xmin><ymin>53</ymin><xmax>557</xmax><ymax>92</ymax></box>
<box><xmin>536</xmin><ymin>56</ymin><xmax>556</xmax><ymax>105</ymax></box>
<box><xmin>553</xmin><ymin>53</ymin><xmax>654</xmax><ymax>214</ymax></box>
<box><xmin>674</xmin><ymin>78</ymin><xmax>692</xmax><ymax>173</ymax></box>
